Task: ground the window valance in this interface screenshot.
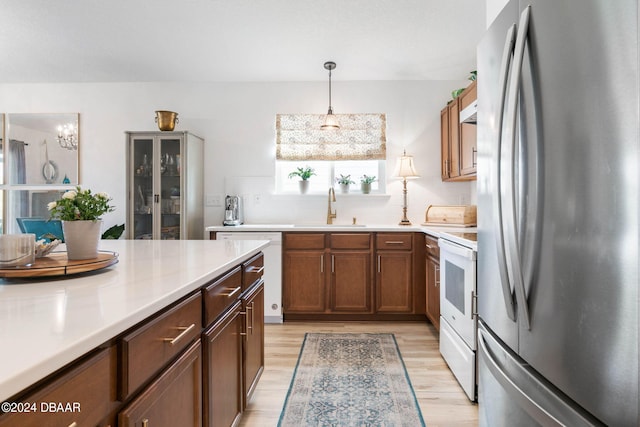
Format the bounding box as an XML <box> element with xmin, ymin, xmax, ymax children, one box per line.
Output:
<box><xmin>276</xmin><ymin>113</ymin><xmax>386</xmax><ymax>161</ymax></box>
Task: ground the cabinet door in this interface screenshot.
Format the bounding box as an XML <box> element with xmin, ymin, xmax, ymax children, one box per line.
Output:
<box><xmin>158</xmin><ymin>135</ymin><xmax>183</xmax><ymax>240</ymax></box>
<box><xmin>283</xmin><ymin>250</ymin><xmax>326</xmax><ymax>313</ymax></box>
<box><xmin>447</xmin><ymin>99</ymin><xmax>461</xmax><ymax>179</ymax></box>
<box><xmin>128</xmin><ymin>135</ymin><xmax>155</xmax><ymax>239</ymax></box>
<box><xmin>440</xmin><ymin>106</ymin><xmax>451</xmax><ymax>180</ymax></box>
<box><xmin>330</xmin><ymin>251</ymin><xmax>372</xmax><ymax>312</ymax></box>
<box><xmin>376</xmin><ymin>252</ymin><xmax>413</xmax><ymax>313</ymax></box>
<box><xmin>243</xmin><ymin>283</ymin><xmax>265</xmax><ymax>405</ymax></box>
<box><xmin>118</xmin><ymin>340</ymin><xmax>202</xmax><ymax>427</ymax></box>
<box><xmin>460</xmin><ymin>123</ymin><xmax>477</xmax><ymax>176</ymax></box>
<box><xmin>203</xmin><ymin>301</ymin><xmax>243</xmax><ymax>427</ymax></box>
<box><xmin>426</xmin><ymin>255</ymin><xmax>441</xmax><ymax>330</ymax></box>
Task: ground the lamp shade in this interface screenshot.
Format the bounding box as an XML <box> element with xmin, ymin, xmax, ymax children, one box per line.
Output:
<box><xmin>321</xmin><ymin>109</ymin><xmax>340</xmax><ymax>130</ymax></box>
<box><xmin>393</xmin><ymin>151</ymin><xmax>420</xmax><ymax>179</ymax></box>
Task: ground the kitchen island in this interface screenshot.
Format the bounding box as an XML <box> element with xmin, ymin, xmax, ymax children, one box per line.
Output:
<box><xmin>0</xmin><ymin>238</ymin><xmax>268</xmax><ymax>425</ymax></box>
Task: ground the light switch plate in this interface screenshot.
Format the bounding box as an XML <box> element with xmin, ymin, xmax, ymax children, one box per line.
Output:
<box><xmin>206</xmin><ymin>193</ymin><xmax>223</xmax><ymax>207</ymax></box>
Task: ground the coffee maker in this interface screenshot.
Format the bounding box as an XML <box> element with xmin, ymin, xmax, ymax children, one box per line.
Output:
<box><xmin>223</xmin><ymin>195</ymin><xmax>244</xmax><ymax>226</ymax></box>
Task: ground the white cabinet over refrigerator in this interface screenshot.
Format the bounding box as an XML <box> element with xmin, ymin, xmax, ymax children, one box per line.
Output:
<box><xmin>126</xmin><ymin>131</ymin><xmax>204</xmax><ymax>240</ymax></box>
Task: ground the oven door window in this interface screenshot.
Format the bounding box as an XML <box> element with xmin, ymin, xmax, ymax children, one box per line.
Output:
<box><xmin>445</xmin><ymin>260</ymin><xmax>466</xmax><ymax>314</ymax></box>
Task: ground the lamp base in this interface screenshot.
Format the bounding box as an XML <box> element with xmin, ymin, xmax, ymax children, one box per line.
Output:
<box><xmin>398</xmin><ymin>219</ymin><xmax>412</xmax><ymax>226</ymax></box>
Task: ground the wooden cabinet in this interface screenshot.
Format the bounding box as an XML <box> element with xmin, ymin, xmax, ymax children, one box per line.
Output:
<box><xmin>283</xmin><ymin>232</ymin><xmax>424</xmax><ymax>320</ymax></box>
<box><xmin>119</xmin><ymin>340</ymin><xmax>202</xmax><ymax>427</ymax></box>
<box><xmin>283</xmin><ymin>233</ymin><xmax>325</xmax><ymax>313</ymax></box>
<box><xmin>459</xmin><ymin>81</ymin><xmax>477</xmax><ymax>176</ymax></box>
<box><xmin>243</xmin><ymin>282</ymin><xmax>264</xmax><ymax>406</ymax></box>
<box><xmin>0</xmin><ymin>347</ymin><xmax>117</xmax><ymax>427</ymax></box>
<box><xmin>425</xmin><ymin>234</ymin><xmax>441</xmax><ymax>330</ymax></box>
<box><xmin>203</xmin><ymin>301</ymin><xmax>243</xmax><ymax>427</ymax></box>
<box><xmin>376</xmin><ymin>233</ymin><xmax>413</xmax><ymax>313</ymax></box>
<box><xmin>441</xmin><ymin>81</ymin><xmax>477</xmax><ymax>181</ymax></box>
<box><xmin>329</xmin><ymin>233</ymin><xmax>372</xmax><ymax>313</ymax></box>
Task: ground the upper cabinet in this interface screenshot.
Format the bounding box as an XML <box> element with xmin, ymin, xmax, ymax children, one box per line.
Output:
<box><xmin>441</xmin><ymin>81</ymin><xmax>477</xmax><ymax>181</ymax></box>
<box><xmin>126</xmin><ymin>131</ymin><xmax>204</xmax><ymax>240</ymax></box>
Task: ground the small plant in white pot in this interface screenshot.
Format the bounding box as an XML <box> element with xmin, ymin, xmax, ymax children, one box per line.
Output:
<box><xmin>336</xmin><ymin>174</ymin><xmax>355</xmax><ymax>194</ymax></box>
<box><xmin>288</xmin><ymin>166</ymin><xmax>316</xmax><ymax>194</ymax></box>
<box><xmin>360</xmin><ymin>175</ymin><xmax>376</xmax><ymax>194</ymax></box>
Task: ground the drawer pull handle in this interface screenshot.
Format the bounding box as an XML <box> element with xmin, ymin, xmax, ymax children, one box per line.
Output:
<box><xmin>385</xmin><ymin>241</ymin><xmax>405</xmax><ymax>245</ymax></box>
<box><xmin>246</xmin><ymin>266</ymin><xmax>265</xmax><ymax>274</ymax></box>
<box><xmin>426</xmin><ymin>244</ymin><xmax>434</xmax><ymax>249</ymax></box>
<box><xmin>68</xmin><ymin>423</ymin><xmax>78</xmax><ymax>427</ymax></box>
<box><xmin>142</xmin><ymin>419</ymin><xmax>149</xmax><ymax>427</ymax></box>
<box><xmin>163</xmin><ymin>323</ymin><xmax>196</xmax><ymax>346</ymax></box>
<box><xmin>222</xmin><ymin>286</ymin><xmax>241</xmax><ymax>298</ymax></box>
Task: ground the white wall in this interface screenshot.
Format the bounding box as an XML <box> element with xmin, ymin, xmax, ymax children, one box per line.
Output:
<box><xmin>486</xmin><ymin>0</ymin><xmax>509</xmax><ymax>27</ymax></box>
<box><xmin>0</xmin><ymin>80</ymin><xmax>474</xmax><ymax>230</ymax></box>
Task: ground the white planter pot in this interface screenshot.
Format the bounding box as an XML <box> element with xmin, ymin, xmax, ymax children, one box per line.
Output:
<box><xmin>339</xmin><ymin>183</ymin><xmax>350</xmax><ymax>194</ymax></box>
<box><xmin>299</xmin><ymin>180</ymin><xmax>310</xmax><ymax>194</ymax></box>
<box><xmin>62</xmin><ymin>220</ymin><xmax>102</xmax><ymax>260</ymax></box>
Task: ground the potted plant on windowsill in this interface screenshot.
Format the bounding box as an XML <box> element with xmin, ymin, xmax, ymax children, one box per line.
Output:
<box><xmin>336</xmin><ymin>174</ymin><xmax>355</xmax><ymax>194</ymax></box>
<box><xmin>360</xmin><ymin>175</ymin><xmax>377</xmax><ymax>194</ymax></box>
<box><xmin>288</xmin><ymin>166</ymin><xmax>316</xmax><ymax>194</ymax></box>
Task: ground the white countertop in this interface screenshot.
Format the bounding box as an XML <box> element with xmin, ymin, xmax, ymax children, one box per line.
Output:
<box><xmin>0</xmin><ymin>239</ymin><xmax>269</xmax><ymax>401</ymax></box>
<box><xmin>207</xmin><ymin>223</ymin><xmax>477</xmax><ymax>250</ymax></box>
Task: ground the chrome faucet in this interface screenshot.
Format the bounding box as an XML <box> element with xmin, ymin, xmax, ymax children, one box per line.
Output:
<box><xmin>327</xmin><ymin>187</ymin><xmax>337</xmax><ymax>224</ymax></box>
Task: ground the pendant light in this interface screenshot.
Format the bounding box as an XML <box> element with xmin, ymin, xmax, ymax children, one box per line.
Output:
<box><xmin>321</xmin><ymin>61</ymin><xmax>340</xmax><ymax>129</ymax></box>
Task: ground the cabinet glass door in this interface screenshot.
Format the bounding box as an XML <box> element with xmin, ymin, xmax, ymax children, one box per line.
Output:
<box><xmin>159</xmin><ymin>137</ymin><xmax>181</xmax><ymax>239</ymax></box>
<box><xmin>132</xmin><ymin>138</ymin><xmax>154</xmax><ymax>239</ymax></box>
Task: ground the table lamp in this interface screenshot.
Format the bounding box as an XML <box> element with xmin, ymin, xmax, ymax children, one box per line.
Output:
<box><xmin>393</xmin><ymin>150</ymin><xmax>420</xmax><ymax>225</ymax></box>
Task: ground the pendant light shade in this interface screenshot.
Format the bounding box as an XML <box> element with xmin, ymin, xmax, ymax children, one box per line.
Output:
<box><xmin>321</xmin><ymin>61</ymin><xmax>340</xmax><ymax>130</ymax></box>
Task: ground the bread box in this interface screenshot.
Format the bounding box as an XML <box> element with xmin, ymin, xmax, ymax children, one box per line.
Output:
<box><xmin>423</xmin><ymin>205</ymin><xmax>477</xmax><ymax>227</ymax></box>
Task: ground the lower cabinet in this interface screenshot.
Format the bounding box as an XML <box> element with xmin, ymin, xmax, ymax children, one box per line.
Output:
<box><xmin>283</xmin><ymin>232</ymin><xmax>424</xmax><ymax>320</ymax></box>
<box><xmin>243</xmin><ymin>282</ymin><xmax>265</xmax><ymax>406</ymax></box>
<box><xmin>119</xmin><ymin>340</ymin><xmax>202</xmax><ymax>427</ymax></box>
<box><xmin>203</xmin><ymin>301</ymin><xmax>244</xmax><ymax>427</ymax></box>
<box><xmin>425</xmin><ymin>234</ymin><xmax>441</xmax><ymax>330</ymax></box>
<box><xmin>0</xmin><ymin>346</ymin><xmax>117</xmax><ymax>427</ymax></box>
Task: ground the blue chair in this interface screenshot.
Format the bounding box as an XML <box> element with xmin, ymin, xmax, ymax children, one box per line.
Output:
<box><xmin>16</xmin><ymin>218</ymin><xmax>64</xmax><ymax>242</ymax></box>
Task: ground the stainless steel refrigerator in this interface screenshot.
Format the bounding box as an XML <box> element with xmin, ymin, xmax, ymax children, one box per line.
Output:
<box><xmin>477</xmin><ymin>1</ymin><xmax>639</xmax><ymax>426</ymax></box>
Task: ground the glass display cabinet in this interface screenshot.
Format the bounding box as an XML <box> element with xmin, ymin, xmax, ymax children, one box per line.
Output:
<box><xmin>126</xmin><ymin>131</ymin><xmax>204</xmax><ymax>240</ymax></box>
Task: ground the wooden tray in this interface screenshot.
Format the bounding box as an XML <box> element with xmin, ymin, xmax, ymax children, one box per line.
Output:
<box><xmin>0</xmin><ymin>251</ymin><xmax>118</xmax><ymax>278</ymax></box>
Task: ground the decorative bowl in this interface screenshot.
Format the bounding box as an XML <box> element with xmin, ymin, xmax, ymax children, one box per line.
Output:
<box><xmin>35</xmin><ymin>239</ymin><xmax>61</xmax><ymax>258</ymax></box>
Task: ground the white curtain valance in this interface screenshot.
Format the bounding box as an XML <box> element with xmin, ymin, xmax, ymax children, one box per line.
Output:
<box><xmin>276</xmin><ymin>113</ymin><xmax>386</xmax><ymax>161</ymax></box>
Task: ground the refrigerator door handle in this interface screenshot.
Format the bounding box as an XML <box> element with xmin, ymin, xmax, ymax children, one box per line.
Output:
<box><xmin>503</xmin><ymin>5</ymin><xmax>532</xmax><ymax>330</ymax></box>
<box><xmin>478</xmin><ymin>326</ymin><xmax>565</xmax><ymax>425</ymax></box>
<box><xmin>492</xmin><ymin>22</ymin><xmax>518</xmax><ymax>322</ymax></box>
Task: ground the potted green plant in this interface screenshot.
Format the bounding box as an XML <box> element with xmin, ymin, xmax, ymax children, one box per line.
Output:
<box><xmin>336</xmin><ymin>174</ymin><xmax>355</xmax><ymax>194</ymax></box>
<box><xmin>288</xmin><ymin>166</ymin><xmax>316</xmax><ymax>194</ymax></box>
<box><xmin>47</xmin><ymin>186</ymin><xmax>115</xmax><ymax>260</ymax></box>
<box><xmin>360</xmin><ymin>175</ymin><xmax>376</xmax><ymax>194</ymax></box>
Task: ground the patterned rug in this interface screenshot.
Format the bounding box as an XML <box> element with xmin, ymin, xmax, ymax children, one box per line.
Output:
<box><xmin>278</xmin><ymin>333</ymin><xmax>426</xmax><ymax>427</ymax></box>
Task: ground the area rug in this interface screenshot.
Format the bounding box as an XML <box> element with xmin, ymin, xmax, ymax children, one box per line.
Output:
<box><xmin>278</xmin><ymin>333</ymin><xmax>426</xmax><ymax>427</ymax></box>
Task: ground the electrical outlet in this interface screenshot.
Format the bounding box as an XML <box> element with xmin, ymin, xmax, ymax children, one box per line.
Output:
<box><xmin>206</xmin><ymin>193</ymin><xmax>223</xmax><ymax>207</ymax></box>
<box><xmin>253</xmin><ymin>194</ymin><xmax>262</xmax><ymax>205</ymax></box>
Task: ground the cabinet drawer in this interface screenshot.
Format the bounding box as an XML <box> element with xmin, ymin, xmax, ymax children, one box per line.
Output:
<box><xmin>330</xmin><ymin>233</ymin><xmax>371</xmax><ymax>249</ymax></box>
<box><xmin>120</xmin><ymin>292</ymin><xmax>202</xmax><ymax>400</ymax></box>
<box><xmin>425</xmin><ymin>235</ymin><xmax>440</xmax><ymax>258</ymax></box>
<box><xmin>243</xmin><ymin>252</ymin><xmax>264</xmax><ymax>291</ymax></box>
<box><xmin>0</xmin><ymin>347</ymin><xmax>115</xmax><ymax>427</ymax></box>
<box><xmin>284</xmin><ymin>233</ymin><xmax>325</xmax><ymax>249</ymax></box>
<box><xmin>203</xmin><ymin>266</ymin><xmax>242</xmax><ymax>326</ymax></box>
<box><xmin>376</xmin><ymin>233</ymin><xmax>413</xmax><ymax>250</ymax></box>
<box><xmin>119</xmin><ymin>340</ymin><xmax>202</xmax><ymax>427</ymax></box>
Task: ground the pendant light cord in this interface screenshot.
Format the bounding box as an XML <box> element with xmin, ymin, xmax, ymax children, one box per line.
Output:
<box><xmin>328</xmin><ymin>67</ymin><xmax>333</xmax><ymax>113</ymax></box>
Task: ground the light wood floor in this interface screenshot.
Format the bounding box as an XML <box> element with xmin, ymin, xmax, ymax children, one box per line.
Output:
<box><xmin>240</xmin><ymin>321</ymin><xmax>479</xmax><ymax>427</ymax></box>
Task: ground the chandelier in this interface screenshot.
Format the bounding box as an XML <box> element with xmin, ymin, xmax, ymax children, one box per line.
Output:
<box><xmin>56</xmin><ymin>123</ymin><xmax>78</xmax><ymax>150</ymax></box>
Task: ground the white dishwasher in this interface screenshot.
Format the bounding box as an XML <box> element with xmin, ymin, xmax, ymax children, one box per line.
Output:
<box><xmin>215</xmin><ymin>231</ymin><xmax>283</xmax><ymax>323</ymax></box>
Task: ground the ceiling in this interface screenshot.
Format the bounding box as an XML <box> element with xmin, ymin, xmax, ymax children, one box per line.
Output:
<box><xmin>0</xmin><ymin>0</ymin><xmax>486</xmax><ymax>83</ymax></box>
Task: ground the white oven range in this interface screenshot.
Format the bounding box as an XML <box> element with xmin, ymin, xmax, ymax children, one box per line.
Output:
<box><xmin>438</xmin><ymin>232</ymin><xmax>478</xmax><ymax>401</ymax></box>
